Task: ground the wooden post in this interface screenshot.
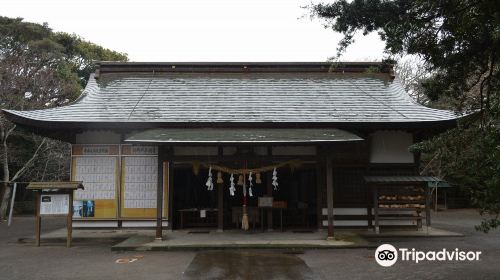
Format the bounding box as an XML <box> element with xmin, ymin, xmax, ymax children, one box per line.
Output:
<box><xmin>425</xmin><ymin>184</ymin><xmax>431</xmax><ymax>227</ymax></box>
<box><xmin>266</xmin><ymin>172</ymin><xmax>273</xmax><ymax>231</ymax></box>
<box><xmin>168</xmin><ymin>161</ymin><xmax>174</xmax><ymax>231</ymax></box>
<box><xmin>67</xmin><ymin>191</ymin><xmax>73</xmax><ymax>247</ymax></box>
<box><xmin>155</xmin><ymin>148</ymin><xmax>164</xmax><ymax>240</ymax></box>
<box><xmin>326</xmin><ymin>156</ymin><xmax>334</xmax><ymax>239</ymax></box>
<box><xmin>217</xmin><ymin>182</ymin><xmax>224</xmax><ymax>232</ymax></box>
<box><xmin>35</xmin><ymin>191</ymin><xmax>41</xmax><ymax>247</ymax></box>
<box><xmin>316</xmin><ymin>162</ymin><xmax>324</xmax><ymax>231</ymax></box>
<box><xmin>367</xmin><ymin>185</ymin><xmax>373</xmax><ymax>228</ymax></box>
<box><xmin>373</xmin><ymin>186</ymin><xmax>380</xmax><ymax>234</ymax></box>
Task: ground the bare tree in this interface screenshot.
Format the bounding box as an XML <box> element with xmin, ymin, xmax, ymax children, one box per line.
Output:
<box><xmin>394</xmin><ymin>56</ymin><xmax>430</xmax><ymax>105</ymax></box>
<box><xmin>0</xmin><ymin>54</ymin><xmax>76</xmax><ymax>219</ymax></box>
<box><xmin>0</xmin><ymin>39</ymin><xmax>78</xmax><ymax>219</ymax></box>
<box><xmin>0</xmin><ymin>17</ymin><xmax>127</xmax><ymax>219</ymax></box>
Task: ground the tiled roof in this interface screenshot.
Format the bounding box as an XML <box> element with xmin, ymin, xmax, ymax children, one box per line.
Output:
<box><xmin>3</xmin><ymin>62</ymin><xmax>459</xmax><ymax>124</ymax></box>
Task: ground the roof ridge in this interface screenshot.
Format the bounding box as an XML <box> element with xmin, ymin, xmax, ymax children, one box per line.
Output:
<box><xmin>95</xmin><ymin>61</ymin><xmax>395</xmax><ymax>77</ymax></box>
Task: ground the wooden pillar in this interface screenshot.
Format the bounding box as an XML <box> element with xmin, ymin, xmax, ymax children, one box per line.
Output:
<box><xmin>35</xmin><ymin>191</ymin><xmax>41</xmax><ymax>247</ymax></box>
<box><xmin>316</xmin><ymin>162</ymin><xmax>324</xmax><ymax>231</ymax></box>
<box><xmin>216</xmin><ymin>146</ymin><xmax>224</xmax><ymax>232</ymax></box>
<box><xmin>367</xmin><ymin>184</ymin><xmax>373</xmax><ymax>228</ymax></box>
<box><xmin>425</xmin><ymin>184</ymin><xmax>431</xmax><ymax>226</ymax></box>
<box><xmin>155</xmin><ymin>146</ymin><xmax>165</xmax><ymax>240</ymax></box>
<box><xmin>67</xmin><ymin>191</ymin><xmax>73</xmax><ymax>247</ymax></box>
<box><xmin>217</xmin><ymin>182</ymin><xmax>224</xmax><ymax>232</ymax></box>
<box><xmin>373</xmin><ymin>186</ymin><xmax>380</xmax><ymax>234</ymax></box>
<box><xmin>266</xmin><ymin>172</ymin><xmax>273</xmax><ymax>231</ymax></box>
<box><xmin>326</xmin><ymin>156</ymin><xmax>334</xmax><ymax>239</ymax></box>
<box><xmin>167</xmin><ymin>160</ymin><xmax>174</xmax><ymax>231</ymax></box>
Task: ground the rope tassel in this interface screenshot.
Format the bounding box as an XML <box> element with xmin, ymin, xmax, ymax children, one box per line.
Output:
<box><xmin>248</xmin><ymin>172</ymin><xmax>253</xmax><ymax>197</ymax></box>
<box><xmin>229</xmin><ymin>173</ymin><xmax>236</xmax><ymax>196</ymax></box>
<box><xmin>272</xmin><ymin>168</ymin><xmax>279</xmax><ymax>191</ymax></box>
<box><xmin>205</xmin><ymin>166</ymin><xmax>214</xmax><ymax>191</ymax></box>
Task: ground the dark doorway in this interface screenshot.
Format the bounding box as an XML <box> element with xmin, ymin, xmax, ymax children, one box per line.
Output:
<box><xmin>172</xmin><ymin>166</ymin><xmax>218</xmax><ymax>229</ymax></box>
<box><xmin>172</xmin><ymin>164</ymin><xmax>318</xmax><ymax>231</ymax></box>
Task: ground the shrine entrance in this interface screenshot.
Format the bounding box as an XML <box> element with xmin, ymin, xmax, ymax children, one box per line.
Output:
<box><xmin>171</xmin><ymin>163</ymin><xmax>319</xmax><ymax>231</ymax></box>
<box><xmin>124</xmin><ymin>127</ymin><xmax>364</xmax><ymax>239</ymax></box>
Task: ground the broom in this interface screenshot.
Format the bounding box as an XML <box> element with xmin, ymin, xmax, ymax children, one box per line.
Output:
<box><xmin>241</xmin><ymin>174</ymin><xmax>249</xmax><ymax>230</ymax></box>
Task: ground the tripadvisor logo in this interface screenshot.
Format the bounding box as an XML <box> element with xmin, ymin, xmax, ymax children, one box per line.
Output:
<box><xmin>375</xmin><ymin>244</ymin><xmax>398</xmax><ymax>267</ymax></box>
<box><xmin>375</xmin><ymin>244</ymin><xmax>482</xmax><ymax>267</ymax></box>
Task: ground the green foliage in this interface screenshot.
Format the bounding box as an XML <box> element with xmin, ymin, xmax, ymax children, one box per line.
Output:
<box><xmin>0</xmin><ymin>16</ymin><xmax>128</xmax><ymax>110</ymax></box>
<box><xmin>411</xmin><ymin>120</ymin><xmax>500</xmax><ymax>232</ymax></box>
<box><xmin>309</xmin><ymin>0</ymin><xmax>500</xmax><ymax>231</ymax></box>
<box><xmin>310</xmin><ymin>0</ymin><xmax>499</xmax><ymax>111</ymax></box>
<box><xmin>0</xmin><ymin>17</ymin><xmax>128</xmax><ymax>216</ymax></box>
<box><xmin>52</xmin><ymin>32</ymin><xmax>128</xmax><ymax>87</ymax></box>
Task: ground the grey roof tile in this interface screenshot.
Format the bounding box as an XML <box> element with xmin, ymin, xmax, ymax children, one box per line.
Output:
<box><xmin>4</xmin><ymin>72</ymin><xmax>459</xmax><ymax>123</ymax></box>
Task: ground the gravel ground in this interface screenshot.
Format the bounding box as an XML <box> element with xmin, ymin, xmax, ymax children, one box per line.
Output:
<box><xmin>1</xmin><ymin>209</ymin><xmax>498</xmax><ymax>280</ymax></box>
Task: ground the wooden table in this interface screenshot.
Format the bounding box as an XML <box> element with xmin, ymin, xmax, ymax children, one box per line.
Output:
<box><xmin>178</xmin><ymin>208</ymin><xmax>218</xmax><ymax>229</ymax></box>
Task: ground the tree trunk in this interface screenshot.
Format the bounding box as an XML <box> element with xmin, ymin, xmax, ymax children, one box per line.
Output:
<box><xmin>0</xmin><ymin>125</ymin><xmax>11</xmax><ymax>220</ymax></box>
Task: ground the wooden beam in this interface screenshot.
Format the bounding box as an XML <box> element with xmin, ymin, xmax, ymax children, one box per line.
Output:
<box><xmin>167</xmin><ymin>154</ymin><xmax>318</xmax><ymax>162</ymax></box>
<box><xmin>326</xmin><ymin>156</ymin><xmax>334</xmax><ymax>239</ymax></box>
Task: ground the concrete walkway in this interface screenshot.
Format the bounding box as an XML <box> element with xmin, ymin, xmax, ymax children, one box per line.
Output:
<box><xmin>4</xmin><ymin>209</ymin><xmax>498</xmax><ymax>280</ymax></box>
<box><xmin>112</xmin><ymin>230</ymin><xmax>365</xmax><ymax>251</ymax></box>
<box><xmin>24</xmin><ymin>226</ymin><xmax>462</xmax><ymax>251</ymax></box>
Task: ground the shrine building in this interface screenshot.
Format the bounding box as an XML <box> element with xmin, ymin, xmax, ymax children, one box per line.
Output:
<box><xmin>3</xmin><ymin>62</ymin><xmax>461</xmax><ymax>238</ymax></box>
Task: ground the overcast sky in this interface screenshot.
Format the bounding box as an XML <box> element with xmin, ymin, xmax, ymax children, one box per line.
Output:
<box><xmin>2</xmin><ymin>0</ymin><xmax>386</xmax><ymax>62</ymax></box>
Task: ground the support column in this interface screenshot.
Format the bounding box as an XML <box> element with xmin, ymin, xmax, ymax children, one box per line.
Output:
<box><xmin>217</xmin><ymin>182</ymin><xmax>224</xmax><ymax>232</ymax></box>
<box><xmin>326</xmin><ymin>156</ymin><xmax>334</xmax><ymax>239</ymax></box>
<box><xmin>266</xmin><ymin>173</ymin><xmax>274</xmax><ymax>231</ymax></box>
<box><xmin>316</xmin><ymin>162</ymin><xmax>324</xmax><ymax>231</ymax></box>
<box><xmin>155</xmin><ymin>146</ymin><xmax>165</xmax><ymax>240</ymax></box>
<box><xmin>167</xmin><ymin>160</ymin><xmax>174</xmax><ymax>231</ymax></box>
<box><xmin>35</xmin><ymin>191</ymin><xmax>41</xmax><ymax>247</ymax></box>
<box><xmin>67</xmin><ymin>191</ymin><xmax>73</xmax><ymax>248</ymax></box>
<box><xmin>425</xmin><ymin>184</ymin><xmax>431</xmax><ymax>227</ymax></box>
<box><xmin>216</xmin><ymin>146</ymin><xmax>224</xmax><ymax>232</ymax></box>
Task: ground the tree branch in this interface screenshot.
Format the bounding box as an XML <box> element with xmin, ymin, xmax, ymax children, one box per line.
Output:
<box><xmin>420</xmin><ymin>150</ymin><xmax>440</xmax><ymax>175</ymax></box>
<box><xmin>6</xmin><ymin>125</ymin><xmax>16</xmax><ymax>139</ymax></box>
<box><xmin>11</xmin><ymin>137</ymin><xmax>47</xmax><ymax>182</ymax></box>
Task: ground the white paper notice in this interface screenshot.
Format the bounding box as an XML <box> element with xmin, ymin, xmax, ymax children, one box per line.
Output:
<box><xmin>40</xmin><ymin>194</ymin><xmax>69</xmax><ymax>215</ymax></box>
<box><xmin>123</xmin><ymin>156</ymin><xmax>158</xmax><ymax>209</ymax></box>
<box><xmin>73</xmin><ymin>156</ymin><xmax>117</xmax><ymax>201</ymax></box>
<box><xmin>200</xmin><ymin>209</ymin><xmax>206</xmax><ymax>218</ymax></box>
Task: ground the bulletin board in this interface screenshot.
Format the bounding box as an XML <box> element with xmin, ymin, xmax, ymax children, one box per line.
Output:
<box><xmin>71</xmin><ymin>145</ymin><xmax>119</xmax><ymax>219</ymax></box>
<box><xmin>120</xmin><ymin>145</ymin><xmax>168</xmax><ymax>219</ymax></box>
